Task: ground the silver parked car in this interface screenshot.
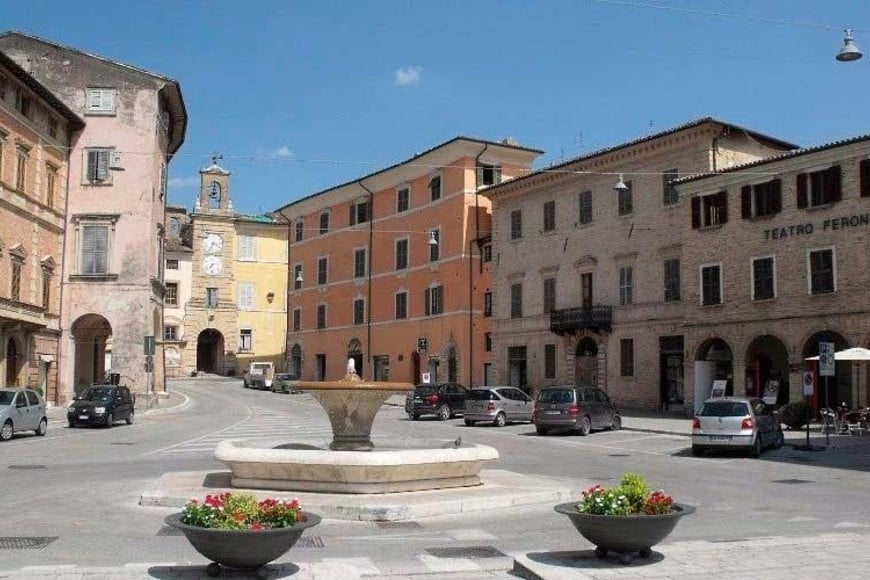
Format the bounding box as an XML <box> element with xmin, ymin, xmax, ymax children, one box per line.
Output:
<box><xmin>533</xmin><ymin>385</ymin><xmax>621</xmax><ymax>436</ymax></box>
<box><xmin>464</xmin><ymin>386</ymin><xmax>534</xmax><ymax>427</ymax></box>
<box><xmin>692</xmin><ymin>397</ymin><xmax>784</xmax><ymax>457</ymax></box>
<box><xmin>0</xmin><ymin>387</ymin><xmax>48</xmax><ymax>441</ymax></box>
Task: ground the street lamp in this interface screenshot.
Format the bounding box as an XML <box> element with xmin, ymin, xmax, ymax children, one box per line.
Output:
<box><xmin>295</xmin><ymin>271</ymin><xmax>303</xmax><ymax>284</ymax></box>
<box><xmin>836</xmin><ymin>29</ymin><xmax>863</xmax><ymax>62</ymax></box>
<box><xmin>613</xmin><ymin>173</ymin><xmax>629</xmax><ymax>192</ymax></box>
<box><xmin>428</xmin><ymin>230</ymin><xmax>439</xmax><ymax>246</ymax></box>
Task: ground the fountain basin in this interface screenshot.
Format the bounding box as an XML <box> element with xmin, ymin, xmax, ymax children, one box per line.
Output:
<box><xmin>215</xmin><ymin>439</ymin><xmax>499</xmax><ymax>494</ymax></box>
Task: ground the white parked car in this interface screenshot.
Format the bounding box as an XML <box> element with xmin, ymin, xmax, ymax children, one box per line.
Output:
<box><xmin>692</xmin><ymin>397</ymin><xmax>784</xmax><ymax>457</ymax></box>
<box><xmin>0</xmin><ymin>388</ymin><xmax>48</xmax><ymax>441</ymax></box>
<box><xmin>242</xmin><ymin>362</ymin><xmax>274</xmax><ymax>390</ymax></box>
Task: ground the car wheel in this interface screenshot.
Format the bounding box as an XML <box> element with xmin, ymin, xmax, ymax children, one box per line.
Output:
<box><xmin>1</xmin><ymin>420</ymin><xmax>13</xmax><ymax>441</ymax></box>
<box><xmin>464</xmin><ymin>419</ymin><xmax>476</xmax><ymax>426</ymax></box>
<box><xmin>68</xmin><ymin>421</ymin><xmax>75</xmax><ymax>429</ymax></box>
<box><xmin>772</xmin><ymin>430</ymin><xmax>785</xmax><ymax>450</ymax></box>
<box><xmin>105</xmin><ymin>413</ymin><xmax>114</xmax><ymax>428</ymax></box>
<box><xmin>691</xmin><ymin>446</ymin><xmax>704</xmax><ymax>457</ymax></box>
<box><xmin>576</xmin><ymin>416</ymin><xmax>591</xmax><ymax>436</ymax></box>
<box><xmin>536</xmin><ymin>426</ymin><xmax>549</xmax><ymax>435</ymax></box>
<box><xmin>36</xmin><ymin>418</ymin><xmax>48</xmax><ymax>436</ymax></box>
<box><xmin>438</xmin><ymin>404</ymin><xmax>451</xmax><ymax>421</ymax></box>
<box><xmin>493</xmin><ymin>412</ymin><xmax>506</xmax><ymax>428</ymax></box>
<box><xmin>410</xmin><ymin>413</ymin><xmax>420</xmax><ymax>421</ymax></box>
<box><xmin>126</xmin><ymin>410</ymin><xmax>134</xmax><ymax>425</ymax></box>
<box><xmin>749</xmin><ymin>436</ymin><xmax>762</xmax><ymax>458</ymax></box>
<box><xmin>610</xmin><ymin>415</ymin><xmax>622</xmax><ymax>430</ymax></box>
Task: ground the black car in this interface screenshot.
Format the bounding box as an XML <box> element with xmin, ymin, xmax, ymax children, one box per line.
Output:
<box><xmin>405</xmin><ymin>382</ymin><xmax>467</xmax><ymax>420</ymax></box>
<box><xmin>68</xmin><ymin>385</ymin><xmax>135</xmax><ymax>428</ymax></box>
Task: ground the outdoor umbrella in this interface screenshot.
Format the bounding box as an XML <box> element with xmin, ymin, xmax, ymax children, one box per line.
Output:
<box><xmin>805</xmin><ymin>347</ymin><xmax>870</xmax><ymax>408</ymax></box>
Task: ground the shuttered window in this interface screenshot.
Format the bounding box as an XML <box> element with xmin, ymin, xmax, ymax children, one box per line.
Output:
<box><xmin>620</xmin><ymin>339</ymin><xmax>634</xmax><ymax>377</ymax></box>
<box><xmin>578</xmin><ymin>190</ymin><xmax>593</xmax><ymax>224</ymax></box>
<box><xmin>316</xmin><ymin>304</ymin><xmax>327</xmax><ymax>329</ymax></box>
<box><xmin>752</xmin><ymin>257</ymin><xmax>775</xmax><ymax>301</ymax></box>
<box><xmin>741</xmin><ymin>179</ymin><xmax>782</xmax><ymax>219</ymax></box>
<box><xmin>294</xmin><ymin>221</ymin><xmax>304</xmax><ymax>242</ymax></box>
<box><xmin>543</xmin><ymin>277</ymin><xmax>556</xmax><ymax>314</ymax></box>
<box><xmin>317</xmin><ymin>257</ymin><xmax>328</xmax><ymax>285</ymax></box>
<box><xmin>797</xmin><ymin>166</ymin><xmax>841</xmax><ymax>208</ymax></box>
<box><xmin>476</xmin><ymin>164</ymin><xmax>501</xmax><ymax>187</ymax></box>
<box><xmin>618</xmin><ymin>180</ymin><xmax>633</xmax><ymax>216</ymax></box>
<box><xmin>238</xmin><ymin>235</ymin><xmax>256</xmax><ymax>260</ymax></box>
<box><xmin>543</xmin><ymin>200</ymin><xmax>556</xmax><ymax>232</ymax></box>
<box><xmin>395</xmin><ymin>239</ymin><xmax>408</xmax><ymax>270</ymax></box>
<box><xmin>354</xmin><ymin>248</ymin><xmax>367</xmax><ymax>278</ymax></box>
<box><xmin>395</xmin><ymin>291</ymin><xmax>408</xmax><ymax>319</ymax></box>
<box><xmin>809</xmin><ymin>249</ymin><xmax>835</xmax><ymax>294</ymax></box>
<box><xmin>510</xmin><ymin>209</ymin><xmax>522</xmax><ymax>239</ymax></box>
<box><xmin>619</xmin><ymin>266</ymin><xmax>633</xmax><ymax>305</ymax></box>
<box><xmin>425</xmin><ymin>285</ymin><xmax>443</xmax><ymax>316</ymax></box>
<box><xmin>544</xmin><ymin>344</ymin><xmax>556</xmax><ymax>379</ymax></box>
<box><xmin>691</xmin><ymin>191</ymin><xmax>728</xmax><ymax>228</ymax></box>
<box><xmin>237</xmin><ymin>283</ymin><xmax>254</xmax><ymax>310</ymax></box>
<box><xmin>81</xmin><ymin>225</ymin><xmax>109</xmax><ymax>275</ymax></box>
<box><xmin>239</xmin><ymin>329</ymin><xmax>252</xmax><ymax>352</ymax></box>
<box><xmin>664</xmin><ymin>259</ymin><xmax>681</xmax><ymax>302</ymax></box>
<box><xmin>397</xmin><ymin>187</ymin><xmax>410</xmax><ymax>211</ymax></box>
<box><xmin>10</xmin><ymin>260</ymin><xmax>22</xmax><ymax>301</ymax></box>
<box><xmin>663</xmin><ymin>168</ymin><xmax>679</xmax><ymax>205</ymax></box>
<box><xmin>510</xmin><ymin>283</ymin><xmax>523</xmax><ymax>318</ymax></box>
<box><xmin>86</xmin><ymin>88</ymin><xmax>117</xmax><ymax>113</ymax></box>
<box><xmin>292</xmin><ymin>308</ymin><xmax>301</xmax><ymax>331</ymax></box>
<box><xmin>85</xmin><ymin>149</ymin><xmax>112</xmax><ymax>183</ymax></box>
<box><xmin>429</xmin><ymin>176</ymin><xmax>441</xmax><ymax>201</ymax></box>
<box><xmin>353</xmin><ymin>298</ymin><xmax>365</xmax><ymax>325</ymax></box>
<box><xmin>701</xmin><ymin>264</ymin><xmax>722</xmax><ymax>305</ymax></box>
<box><xmin>349</xmin><ymin>200</ymin><xmax>368</xmax><ymax>225</ymax></box>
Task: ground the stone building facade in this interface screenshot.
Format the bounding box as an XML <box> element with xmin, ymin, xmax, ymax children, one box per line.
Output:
<box><xmin>276</xmin><ymin>137</ymin><xmax>541</xmax><ymax>385</ymax></box>
<box><xmin>0</xmin><ymin>50</ymin><xmax>81</xmax><ymax>400</ymax></box>
<box><xmin>0</xmin><ymin>32</ymin><xmax>188</xmax><ymax>403</ymax></box>
<box><xmin>482</xmin><ymin>118</ymin><xmax>795</xmax><ymax>411</ymax></box>
<box><xmin>163</xmin><ymin>206</ymin><xmax>192</xmax><ymax>378</ymax></box>
<box><xmin>677</xmin><ymin>134</ymin><xmax>870</xmax><ymax>413</ymax></box>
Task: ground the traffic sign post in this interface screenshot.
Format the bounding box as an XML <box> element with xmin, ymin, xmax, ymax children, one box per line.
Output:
<box><xmin>819</xmin><ymin>342</ymin><xmax>835</xmax><ymax>446</ymax></box>
<box><xmin>803</xmin><ymin>370</ymin><xmax>814</xmax><ymax>447</ymax></box>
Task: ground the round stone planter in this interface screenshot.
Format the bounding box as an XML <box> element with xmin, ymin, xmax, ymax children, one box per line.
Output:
<box><xmin>554</xmin><ymin>502</ymin><xmax>695</xmax><ymax>564</ymax></box>
<box><xmin>164</xmin><ymin>512</ymin><xmax>321</xmax><ymax>577</ymax></box>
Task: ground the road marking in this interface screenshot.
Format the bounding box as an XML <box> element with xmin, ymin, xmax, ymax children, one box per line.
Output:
<box><xmin>144</xmin><ymin>403</ymin><xmax>254</xmax><ymax>455</ymax></box>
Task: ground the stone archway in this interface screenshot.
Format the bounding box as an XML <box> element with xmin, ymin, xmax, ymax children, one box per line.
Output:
<box><xmin>803</xmin><ymin>331</ymin><xmax>851</xmax><ymax>411</ymax></box>
<box><xmin>347</xmin><ymin>338</ymin><xmax>363</xmax><ymax>378</ymax></box>
<box><xmin>575</xmin><ymin>337</ymin><xmax>598</xmax><ymax>387</ymax></box>
<box><xmin>196</xmin><ymin>329</ymin><xmax>224</xmax><ymax>373</ymax></box>
<box><xmin>70</xmin><ymin>314</ymin><xmax>112</xmax><ymax>396</ymax></box>
<box><xmin>745</xmin><ymin>335</ymin><xmax>789</xmax><ymax>404</ymax></box>
<box><xmin>694</xmin><ymin>338</ymin><xmax>734</xmax><ymax>403</ymax></box>
<box><xmin>5</xmin><ymin>336</ymin><xmax>23</xmax><ymax>386</ymax></box>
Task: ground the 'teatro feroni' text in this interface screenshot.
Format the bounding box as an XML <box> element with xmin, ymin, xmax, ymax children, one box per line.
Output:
<box><xmin>763</xmin><ymin>212</ymin><xmax>870</xmax><ymax>241</ymax></box>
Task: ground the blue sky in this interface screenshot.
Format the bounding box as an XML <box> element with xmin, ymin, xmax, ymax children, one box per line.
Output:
<box><xmin>5</xmin><ymin>1</ymin><xmax>870</xmax><ymax>214</ymax></box>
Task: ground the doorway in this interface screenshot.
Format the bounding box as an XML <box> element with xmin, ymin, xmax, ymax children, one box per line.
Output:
<box><xmin>575</xmin><ymin>337</ymin><xmax>598</xmax><ymax>387</ymax></box>
<box><xmin>508</xmin><ymin>346</ymin><xmax>528</xmax><ymax>394</ymax></box>
<box><xmin>659</xmin><ymin>335</ymin><xmax>684</xmax><ymax>410</ymax></box>
<box><xmin>5</xmin><ymin>337</ymin><xmax>21</xmax><ymax>386</ymax></box>
<box><xmin>196</xmin><ymin>329</ymin><xmax>224</xmax><ymax>373</ymax></box>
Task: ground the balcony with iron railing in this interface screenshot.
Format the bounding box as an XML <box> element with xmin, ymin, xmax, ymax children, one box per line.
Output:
<box><xmin>549</xmin><ymin>305</ymin><xmax>613</xmax><ymax>335</ymax></box>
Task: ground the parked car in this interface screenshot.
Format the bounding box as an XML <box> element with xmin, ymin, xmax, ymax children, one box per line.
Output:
<box><xmin>271</xmin><ymin>373</ymin><xmax>301</xmax><ymax>394</ymax></box>
<box><xmin>533</xmin><ymin>385</ymin><xmax>621</xmax><ymax>436</ymax></box>
<box><xmin>691</xmin><ymin>397</ymin><xmax>784</xmax><ymax>457</ymax></box>
<box><xmin>0</xmin><ymin>388</ymin><xmax>48</xmax><ymax>441</ymax></box>
<box><xmin>67</xmin><ymin>384</ymin><xmax>135</xmax><ymax>428</ymax></box>
<box><xmin>405</xmin><ymin>382</ymin><xmax>467</xmax><ymax>420</ymax></box>
<box><xmin>464</xmin><ymin>386</ymin><xmax>534</xmax><ymax>427</ymax></box>
<box><xmin>243</xmin><ymin>362</ymin><xmax>274</xmax><ymax>390</ymax></box>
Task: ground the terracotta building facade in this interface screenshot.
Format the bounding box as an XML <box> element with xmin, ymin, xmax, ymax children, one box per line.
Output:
<box><xmin>0</xmin><ymin>50</ymin><xmax>81</xmax><ymax>400</ymax></box>
<box><xmin>277</xmin><ymin>137</ymin><xmax>541</xmax><ymax>386</ymax></box>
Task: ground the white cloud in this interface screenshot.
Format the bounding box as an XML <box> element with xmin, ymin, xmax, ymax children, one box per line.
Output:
<box><xmin>270</xmin><ymin>145</ymin><xmax>293</xmax><ymax>159</ymax></box>
<box><xmin>394</xmin><ymin>66</ymin><xmax>423</xmax><ymax>87</ymax></box>
<box><xmin>168</xmin><ymin>176</ymin><xmax>199</xmax><ymax>188</ymax></box>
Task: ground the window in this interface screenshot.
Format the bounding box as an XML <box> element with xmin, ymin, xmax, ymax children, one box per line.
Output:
<box><xmin>238</xmin><ymin>235</ymin><xmax>256</xmax><ymax>260</ymax></box>
<box><xmin>239</xmin><ymin>329</ymin><xmax>252</xmax><ymax>352</ymax></box>
<box><xmin>510</xmin><ymin>209</ymin><xmax>522</xmax><ymax>240</ymax></box>
<box><xmin>393</xmin><ymin>187</ymin><xmax>409</xmax><ymax>213</ymax></box>
<box><xmin>163</xmin><ymin>325</ymin><xmax>178</xmax><ymax>341</ymax></box>
<box><xmin>315</xmin><ymin>354</ymin><xmax>327</xmax><ymax>380</ymax></box>
<box><xmin>294</xmin><ymin>221</ymin><xmax>304</xmax><ymax>242</ymax></box>
<box><xmin>482</xmin><ymin>244</ymin><xmax>492</xmax><ymax>262</ymax></box>
<box><xmin>353</xmin><ymin>298</ymin><xmax>365</xmax><ymax>325</ymax></box>
<box><xmin>318</xmin><ymin>212</ymin><xmax>329</xmax><ymax>235</ymax></box>
<box><xmin>544</xmin><ymin>344</ymin><xmax>556</xmax><ymax>379</ymax></box>
<box><xmin>316</xmin><ymin>304</ymin><xmax>327</xmax><ymax>329</ymax></box>
<box><xmin>165</xmin><ymin>282</ymin><xmax>178</xmax><ymax>306</ymax></box>
<box><xmin>351</xmin><ymin>247</ymin><xmax>367</xmax><ymax>278</ymax></box>
<box><xmin>543</xmin><ymin>200</ymin><xmax>556</xmax><ymax>232</ymax></box>
<box><xmin>861</xmin><ymin>159</ymin><xmax>870</xmax><ymax>198</ymax></box>
<box><xmin>543</xmin><ymin>277</ymin><xmax>556</xmax><ymax>314</ymax></box>
<box><xmin>293</xmin><ymin>264</ymin><xmax>303</xmax><ymax>290</ymax></box>
<box><xmin>663</xmin><ymin>168</ymin><xmax>679</xmax><ymax>205</ymax></box>
<box><xmin>349</xmin><ymin>199</ymin><xmax>368</xmax><ymax>225</ymax></box>
<box><xmin>618</xmin><ymin>180</ymin><xmax>633</xmax><ymax>216</ymax></box>
<box><xmin>237</xmin><ymin>282</ymin><xmax>254</xmax><ymax>310</ymax></box>
<box><xmin>80</xmin><ymin>224</ymin><xmax>109</xmax><ymax>275</ymax></box>
<box><xmin>620</xmin><ymin>338</ymin><xmax>634</xmax><ymax>377</ymax></box>
<box><xmin>395</xmin><ymin>291</ymin><xmax>408</xmax><ymax>319</ymax></box>
<box><xmin>578</xmin><ymin>190</ymin><xmax>592</xmax><ymax>224</ymax></box>
<box><xmin>15</xmin><ymin>146</ymin><xmax>27</xmax><ymax>191</ymax></box>
<box><xmin>664</xmin><ymin>259</ymin><xmax>681</xmax><ymax>302</ymax></box>
<box><xmin>619</xmin><ymin>266</ymin><xmax>633</xmax><ymax>306</ymax></box>
<box><xmin>10</xmin><ymin>259</ymin><xmax>22</xmax><ymax>301</ymax></box>
<box><xmin>485</xmin><ymin>332</ymin><xmax>492</xmax><ymax>352</ymax></box>
<box><xmin>749</xmin><ymin>257</ymin><xmax>774</xmax><ymax>301</ymax></box>
<box><xmin>292</xmin><ymin>308</ymin><xmax>301</xmax><ymax>331</ymax></box>
<box><xmin>741</xmin><ymin>179</ymin><xmax>782</xmax><ymax>219</ymax></box>
<box><xmin>166</xmin><ymin>259</ymin><xmax>179</xmax><ymax>270</ymax></box>
<box><xmin>797</xmin><ymin>166</ymin><xmax>841</xmax><ymax>208</ymax></box>
<box><xmin>45</xmin><ymin>164</ymin><xmax>57</xmax><ymax>207</ymax></box>
<box><xmin>691</xmin><ymin>191</ymin><xmax>728</xmax><ymax>228</ymax></box>
<box><xmin>42</xmin><ymin>269</ymin><xmax>51</xmax><ymax>309</ymax></box>
<box><xmin>15</xmin><ymin>89</ymin><xmax>32</xmax><ymax>118</ymax></box>
<box><xmin>395</xmin><ymin>238</ymin><xmax>408</xmax><ymax>270</ymax></box>
<box><xmin>476</xmin><ymin>163</ymin><xmax>501</xmax><ymax>187</ymax></box>
<box><xmin>808</xmin><ymin>248</ymin><xmax>835</xmax><ymax>294</ymax></box>
<box><xmin>46</xmin><ymin>117</ymin><xmax>59</xmax><ymax>140</ymax></box>
<box><xmin>86</xmin><ymin>88</ymin><xmax>117</xmax><ymax>114</ymax></box>
<box><xmin>510</xmin><ymin>282</ymin><xmax>523</xmax><ymax>318</ymax></box>
<box><xmin>84</xmin><ymin>148</ymin><xmax>112</xmax><ymax>184</ymax></box>
<box><xmin>429</xmin><ymin>175</ymin><xmax>441</xmax><ymax>201</ymax></box>
<box><xmin>700</xmin><ymin>264</ymin><xmax>722</xmax><ymax>305</ymax></box>
<box><xmin>581</xmin><ymin>273</ymin><xmax>593</xmax><ymax>308</ymax></box>
<box><xmin>484</xmin><ymin>291</ymin><xmax>492</xmax><ymax>317</ymax></box>
<box><xmin>429</xmin><ymin>229</ymin><xmax>440</xmax><ymax>262</ymax></box>
<box><xmin>206</xmin><ymin>287</ymin><xmax>218</xmax><ymax>308</ymax></box>
<box><xmin>317</xmin><ymin>257</ymin><xmax>328</xmax><ymax>285</ymax></box>
<box><xmin>425</xmin><ymin>285</ymin><xmax>443</xmax><ymax>316</ymax></box>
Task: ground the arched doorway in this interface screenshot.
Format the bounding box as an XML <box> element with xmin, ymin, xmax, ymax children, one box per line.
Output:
<box><xmin>446</xmin><ymin>347</ymin><xmax>458</xmax><ymax>383</ymax></box>
<box><xmin>71</xmin><ymin>314</ymin><xmax>112</xmax><ymax>395</ymax></box>
<box><xmin>347</xmin><ymin>338</ymin><xmax>363</xmax><ymax>378</ymax></box>
<box><xmin>694</xmin><ymin>338</ymin><xmax>733</xmax><ymax>406</ymax></box>
<box><xmin>5</xmin><ymin>337</ymin><xmax>22</xmax><ymax>386</ymax></box>
<box><xmin>745</xmin><ymin>335</ymin><xmax>789</xmax><ymax>404</ymax></box>
<box><xmin>803</xmin><ymin>331</ymin><xmax>851</xmax><ymax>412</ymax></box>
<box><xmin>575</xmin><ymin>337</ymin><xmax>598</xmax><ymax>387</ymax></box>
<box><xmin>290</xmin><ymin>344</ymin><xmax>302</xmax><ymax>378</ymax></box>
<box><xmin>196</xmin><ymin>329</ymin><xmax>224</xmax><ymax>373</ymax></box>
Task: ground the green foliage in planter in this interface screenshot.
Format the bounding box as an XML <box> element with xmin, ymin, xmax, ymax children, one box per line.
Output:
<box><xmin>777</xmin><ymin>401</ymin><xmax>808</xmax><ymax>429</ymax></box>
<box><xmin>614</xmin><ymin>473</ymin><xmax>650</xmax><ymax>513</ymax></box>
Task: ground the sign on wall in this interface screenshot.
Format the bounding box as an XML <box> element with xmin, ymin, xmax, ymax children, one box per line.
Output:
<box><xmin>819</xmin><ymin>342</ymin><xmax>836</xmax><ymax>377</ymax></box>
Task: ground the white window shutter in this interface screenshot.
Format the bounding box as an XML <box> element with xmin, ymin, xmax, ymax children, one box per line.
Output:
<box><xmin>103</xmin><ymin>89</ymin><xmax>115</xmax><ymax>111</ymax></box>
<box><xmin>96</xmin><ymin>150</ymin><xmax>110</xmax><ymax>181</ymax></box>
<box><xmin>88</xmin><ymin>90</ymin><xmax>102</xmax><ymax>110</ymax></box>
<box><xmin>87</xmin><ymin>150</ymin><xmax>98</xmax><ymax>181</ymax></box>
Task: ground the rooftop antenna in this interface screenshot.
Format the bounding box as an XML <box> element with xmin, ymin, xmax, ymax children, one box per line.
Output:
<box><xmin>211</xmin><ymin>152</ymin><xmax>223</xmax><ymax>166</ymax></box>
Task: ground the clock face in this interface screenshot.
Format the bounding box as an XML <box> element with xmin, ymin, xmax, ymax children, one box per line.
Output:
<box><xmin>202</xmin><ymin>255</ymin><xmax>223</xmax><ymax>276</ymax></box>
<box><xmin>203</xmin><ymin>233</ymin><xmax>223</xmax><ymax>254</ymax></box>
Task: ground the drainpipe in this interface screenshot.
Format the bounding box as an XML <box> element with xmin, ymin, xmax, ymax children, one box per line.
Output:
<box><xmin>272</xmin><ymin>210</ymin><xmax>293</xmax><ymax>373</ymax></box>
<box><xmin>358</xmin><ymin>179</ymin><xmax>375</xmax><ymax>381</ymax></box>
<box><xmin>467</xmin><ymin>144</ymin><xmax>489</xmax><ymax>388</ymax></box>
<box><xmin>55</xmin><ymin>126</ymin><xmax>78</xmax><ymax>406</ymax></box>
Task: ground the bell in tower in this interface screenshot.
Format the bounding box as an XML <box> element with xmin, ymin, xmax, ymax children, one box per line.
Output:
<box><xmin>196</xmin><ymin>154</ymin><xmax>233</xmax><ymax>214</ymax></box>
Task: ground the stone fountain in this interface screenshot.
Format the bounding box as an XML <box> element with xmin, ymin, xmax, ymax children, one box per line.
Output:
<box><xmin>215</xmin><ymin>360</ymin><xmax>499</xmax><ymax>494</ymax></box>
